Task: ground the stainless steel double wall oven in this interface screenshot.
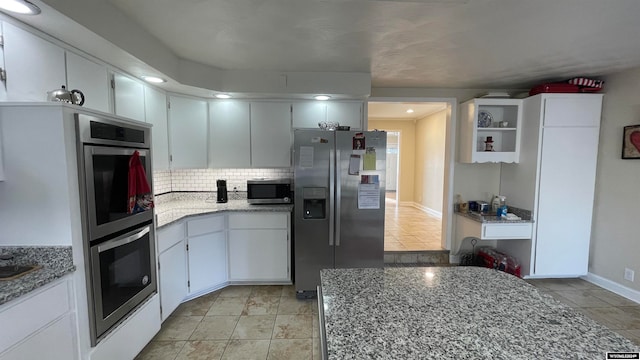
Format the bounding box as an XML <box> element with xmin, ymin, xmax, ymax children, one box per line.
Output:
<box><xmin>76</xmin><ymin>114</ymin><xmax>156</xmax><ymax>346</ymax></box>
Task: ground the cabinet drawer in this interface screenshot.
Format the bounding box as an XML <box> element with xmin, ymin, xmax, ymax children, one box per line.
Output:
<box><xmin>0</xmin><ymin>278</ymin><xmax>71</xmax><ymax>353</ymax></box>
<box><xmin>228</xmin><ymin>213</ymin><xmax>287</xmax><ymax>229</ymax></box>
<box><xmin>482</xmin><ymin>223</ymin><xmax>532</xmax><ymax>239</ymax></box>
<box><xmin>1</xmin><ymin>313</ymin><xmax>77</xmax><ymax>360</ymax></box>
<box><xmin>157</xmin><ymin>221</ymin><xmax>186</xmax><ymax>254</ymax></box>
<box><xmin>188</xmin><ymin>214</ymin><xmax>225</xmax><ymax>236</ymax></box>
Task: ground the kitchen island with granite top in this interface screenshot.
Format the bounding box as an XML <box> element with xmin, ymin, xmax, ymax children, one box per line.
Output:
<box><xmin>318</xmin><ymin>267</ymin><xmax>639</xmax><ymax>360</ymax></box>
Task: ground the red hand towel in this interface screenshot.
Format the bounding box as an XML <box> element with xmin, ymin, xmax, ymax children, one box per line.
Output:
<box><xmin>128</xmin><ymin>150</ymin><xmax>154</xmax><ymax>214</ymax></box>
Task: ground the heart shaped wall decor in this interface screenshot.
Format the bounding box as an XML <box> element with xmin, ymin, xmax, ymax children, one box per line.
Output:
<box><xmin>630</xmin><ymin>131</ymin><xmax>640</xmax><ymax>152</ymax></box>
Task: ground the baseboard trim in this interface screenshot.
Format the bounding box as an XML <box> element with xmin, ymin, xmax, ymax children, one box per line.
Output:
<box><xmin>410</xmin><ymin>202</ymin><xmax>442</xmax><ymax>219</ymax></box>
<box><xmin>583</xmin><ymin>272</ymin><xmax>640</xmax><ymax>305</ymax></box>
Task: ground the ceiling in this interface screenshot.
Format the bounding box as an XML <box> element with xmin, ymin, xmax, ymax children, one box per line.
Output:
<box><xmin>104</xmin><ymin>0</ymin><xmax>640</xmax><ymax>89</ymax></box>
<box><xmin>12</xmin><ymin>0</ymin><xmax>640</xmax><ymax>94</ymax></box>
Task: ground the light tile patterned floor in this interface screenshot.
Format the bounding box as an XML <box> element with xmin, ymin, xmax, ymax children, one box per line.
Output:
<box><xmin>384</xmin><ymin>194</ymin><xmax>443</xmax><ymax>251</ymax></box>
<box><xmin>525</xmin><ymin>278</ymin><xmax>640</xmax><ymax>346</ymax></box>
<box><xmin>139</xmin><ymin>279</ymin><xmax>639</xmax><ymax>359</ymax></box>
<box><xmin>136</xmin><ymin>285</ymin><xmax>319</xmax><ymax>360</ymax></box>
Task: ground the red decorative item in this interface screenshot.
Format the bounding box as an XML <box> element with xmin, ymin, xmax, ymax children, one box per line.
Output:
<box><xmin>476</xmin><ymin>248</ymin><xmax>521</xmax><ymax>278</ymax></box>
<box><xmin>529</xmin><ymin>83</ymin><xmax>580</xmax><ymax>96</ymax></box>
<box><xmin>128</xmin><ymin>150</ymin><xmax>154</xmax><ymax>214</ymax></box>
<box><xmin>631</xmin><ymin>131</ymin><xmax>640</xmax><ymax>153</ymax></box>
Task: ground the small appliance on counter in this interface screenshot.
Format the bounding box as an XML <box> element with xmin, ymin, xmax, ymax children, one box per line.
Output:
<box><xmin>468</xmin><ymin>201</ymin><xmax>489</xmax><ymax>213</ymax></box>
<box><xmin>247</xmin><ymin>178</ymin><xmax>292</xmax><ymax>204</ymax></box>
<box><xmin>216</xmin><ymin>179</ymin><xmax>228</xmax><ymax>203</ymax></box>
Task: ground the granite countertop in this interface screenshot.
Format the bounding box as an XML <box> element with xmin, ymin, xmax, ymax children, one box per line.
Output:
<box><xmin>319</xmin><ymin>267</ymin><xmax>639</xmax><ymax>360</ymax></box>
<box><xmin>455</xmin><ymin>206</ymin><xmax>534</xmax><ymax>224</ymax></box>
<box><xmin>0</xmin><ymin>246</ymin><xmax>75</xmax><ymax>306</ymax></box>
<box><xmin>155</xmin><ymin>197</ymin><xmax>293</xmax><ymax>228</ymax></box>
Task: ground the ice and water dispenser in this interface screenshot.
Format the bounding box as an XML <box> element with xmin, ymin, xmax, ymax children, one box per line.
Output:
<box><xmin>302</xmin><ymin>187</ymin><xmax>326</xmax><ymax>219</ymax></box>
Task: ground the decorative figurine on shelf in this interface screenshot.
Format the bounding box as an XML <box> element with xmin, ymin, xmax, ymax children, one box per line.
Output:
<box><xmin>484</xmin><ymin>136</ymin><xmax>494</xmax><ymax>151</ymax></box>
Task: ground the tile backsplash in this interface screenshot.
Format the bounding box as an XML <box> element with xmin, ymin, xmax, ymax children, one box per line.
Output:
<box><xmin>152</xmin><ymin>168</ymin><xmax>294</xmax><ymax>195</ymax></box>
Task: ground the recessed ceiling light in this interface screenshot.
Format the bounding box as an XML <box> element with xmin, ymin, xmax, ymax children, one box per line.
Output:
<box><xmin>314</xmin><ymin>95</ymin><xmax>331</xmax><ymax>101</ymax></box>
<box><xmin>215</xmin><ymin>94</ymin><xmax>231</xmax><ymax>99</ymax></box>
<box><xmin>406</xmin><ymin>109</ymin><xmax>414</xmax><ymax>113</ymax></box>
<box><xmin>0</xmin><ymin>0</ymin><xmax>41</xmax><ymax>15</ymax></box>
<box><xmin>141</xmin><ymin>76</ymin><xmax>166</xmax><ymax>83</ymax></box>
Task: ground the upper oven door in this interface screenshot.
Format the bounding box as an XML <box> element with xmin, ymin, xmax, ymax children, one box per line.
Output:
<box><xmin>83</xmin><ymin>145</ymin><xmax>153</xmax><ymax>241</ymax></box>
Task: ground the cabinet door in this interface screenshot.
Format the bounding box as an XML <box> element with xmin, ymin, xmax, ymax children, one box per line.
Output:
<box><xmin>3</xmin><ymin>22</ymin><xmax>66</xmax><ymax>101</ymax></box>
<box><xmin>145</xmin><ymin>86</ymin><xmax>170</xmax><ymax>170</ymax></box>
<box><xmin>1</xmin><ymin>313</ymin><xmax>77</xmax><ymax>360</ymax></box>
<box><xmin>543</xmin><ymin>96</ymin><xmax>602</xmax><ymax>127</ymax></box>
<box><xmin>534</xmin><ymin>127</ymin><xmax>599</xmax><ymax>276</ymax></box>
<box><xmin>168</xmin><ymin>96</ymin><xmax>208</xmax><ymax>169</ymax></box>
<box><xmin>187</xmin><ymin>231</ymin><xmax>227</xmax><ymax>294</ymax></box>
<box><xmin>327</xmin><ymin>102</ymin><xmax>362</xmax><ymax>129</ymax></box>
<box><xmin>158</xmin><ymin>240</ymin><xmax>187</xmax><ymax>321</ymax></box>
<box><xmin>228</xmin><ymin>229</ymin><xmax>288</xmax><ymax>281</ymax></box>
<box><xmin>209</xmin><ymin>100</ymin><xmax>251</xmax><ymax>168</ymax></box>
<box><xmin>65</xmin><ymin>52</ymin><xmax>110</xmax><ymax>113</ymax></box>
<box><xmin>113</xmin><ymin>73</ymin><xmax>146</xmax><ymax>122</ymax></box>
<box><xmin>292</xmin><ymin>102</ymin><xmax>326</xmax><ymax>129</ymax></box>
<box><xmin>250</xmin><ymin>102</ymin><xmax>291</xmax><ymax>167</ymax></box>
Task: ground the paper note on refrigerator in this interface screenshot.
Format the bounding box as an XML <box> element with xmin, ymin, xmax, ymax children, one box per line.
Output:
<box><xmin>358</xmin><ymin>183</ymin><xmax>380</xmax><ymax>209</ymax></box>
<box><xmin>363</xmin><ymin>148</ymin><xmax>376</xmax><ymax>170</ymax></box>
<box><xmin>349</xmin><ymin>154</ymin><xmax>361</xmax><ymax>175</ymax></box>
<box><xmin>299</xmin><ymin>146</ymin><xmax>314</xmax><ymax>168</ymax></box>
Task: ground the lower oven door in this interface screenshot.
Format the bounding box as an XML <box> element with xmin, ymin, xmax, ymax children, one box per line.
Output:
<box><xmin>90</xmin><ymin>224</ymin><xmax>156</xmax><ymax>344</ymax></box>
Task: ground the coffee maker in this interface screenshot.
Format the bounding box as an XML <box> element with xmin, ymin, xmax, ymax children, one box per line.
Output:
<box><xmin>216</xmin><ymin>179</ymin><xmax>228</xmax><ymax>203</ymax></box>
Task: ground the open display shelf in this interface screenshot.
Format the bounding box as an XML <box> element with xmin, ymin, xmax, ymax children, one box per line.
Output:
<box><xmin>459</xmin><ymin>98</ymin><xmax>523</xmax><ymax>163</ymax></box>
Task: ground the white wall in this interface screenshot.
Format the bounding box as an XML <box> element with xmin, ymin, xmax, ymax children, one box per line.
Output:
<box><xmin>414</xmin><ymin>110</ymin><xmax>447</xmax><ymax>214</ymax></box>
<box><xmin>589</xmin><ymin>66</ymin><xmax>640</xmax><ymax>292</ymax></box>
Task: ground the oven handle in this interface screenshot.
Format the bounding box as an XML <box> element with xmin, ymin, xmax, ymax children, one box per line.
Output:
<box><xmin>97</xmin><ymin>226</ymin><xmax>150</xmax><ymax>253</ymax></box>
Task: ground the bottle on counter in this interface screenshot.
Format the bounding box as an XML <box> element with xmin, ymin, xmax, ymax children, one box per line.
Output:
<box><xmin>491</xmin><ymin>195</ymin><xmax>501</xmax><ymax>212</ymax></box>
<box><xmin>497</xmin><ymin>196</ymin><xmax>507</xmax><ymax>217</ymax></box>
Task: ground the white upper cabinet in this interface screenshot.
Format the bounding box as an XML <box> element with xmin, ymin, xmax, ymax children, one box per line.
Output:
<box><xmin>65</xmin><ymin>52</ymin><xmax>110</xmax><ymax>113</ymax></box>
<box><xmin>250</xmin><ymin>102</ymin><xmax>292</xmax><ymax>168</ymax></box>
<box><xmin>113</xmin><ymin>72</ymin><xmax>145</xmax><ymax>122</ymax></box>
<box><xmin>292</xmin><ymin>101</ymin><xmax>363</xmax><ymax>130</ymax></box>
<box><xmin>292</xmin><ymin>101</ymin><xmax>326</xmax><ymax>129</ymax></box>
<box><xmin>2</xmin><ymin>22</ymin><xmax>66</xmax><ymax>101</ymax></box>
<box><xmin>168</xmin><ymin>95</ymin><xmax>208</xmax><ymax>169</ymax></box>
<box><xmin>327</xmin><ymin>101</ymin><xmax>363</xmax><ymax>129</ymax></box>
<box><xmin>209</xmin><ymin>100</ymin><xmax>251</xmax><ymax>168</ymax></box>
<box><xmin>144</xmin><ymin>86</ymin><xmax>169</xmax><ymax>171</ymax></box>
<box><xmin>459</xmin><ymin>98</ymin><xmax>523</xmax><ymax>163</ymax></box>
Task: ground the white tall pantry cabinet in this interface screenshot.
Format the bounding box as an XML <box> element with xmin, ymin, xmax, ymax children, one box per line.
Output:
<box><xmin>499</xmin><ymin>93</ymin><xmax>603</xmax><ymax>278</ymax></box>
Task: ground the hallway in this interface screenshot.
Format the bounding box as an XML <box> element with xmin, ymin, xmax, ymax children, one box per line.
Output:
<box><xmin>384</xmin><ymin>194</ymin><xmax>443</xmax><ymax>251</ymax></box>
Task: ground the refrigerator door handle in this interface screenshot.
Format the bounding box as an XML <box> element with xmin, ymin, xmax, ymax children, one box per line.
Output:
<box><xmin>329</xmin><ymin>147</ymin><xmax>335</xmax><ymax>246</ymax></box>
<box><xmin>335</xmin><ymin>149</ymin><xmax>341</xmax><ymax>247</ymax></box>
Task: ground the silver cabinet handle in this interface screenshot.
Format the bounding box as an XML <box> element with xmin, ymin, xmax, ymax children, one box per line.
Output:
<box><xmin>335</xmin><ymin>149</ymin><xmax>341</xmax><ymax>247</ymax></box>
<box><xmin>98</xmin><ymin>226</ymin><xmax>150</xmax><ymax>253</ymax></box>
<box><xmin>329</xmin><ymin>148</ymin><xmax>335</xmax><ymax>246</ymax></box>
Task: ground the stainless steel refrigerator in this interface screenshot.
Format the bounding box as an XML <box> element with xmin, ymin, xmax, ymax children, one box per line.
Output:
<box><xmin>293</xmin><ymin>129</ymin><xmax>386</xmax><ymax>298</ymax></box>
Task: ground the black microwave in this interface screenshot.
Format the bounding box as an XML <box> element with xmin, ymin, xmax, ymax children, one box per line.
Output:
<box><xmin>247</xmin><ymin>178</ymin><xmax>292</xmax><ymax>204</ymax></box>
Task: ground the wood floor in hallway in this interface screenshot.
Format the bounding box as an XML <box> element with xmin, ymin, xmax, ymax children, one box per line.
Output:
<box><xmin>384</xmin><ymin>193</ymin><xmax>443</xmax><ymax>251</ymax></box>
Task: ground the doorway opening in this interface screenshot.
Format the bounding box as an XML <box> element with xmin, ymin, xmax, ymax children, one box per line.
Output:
<box><xmin>385</xmin><ymin>131</ymin><xmax>400</xmax><ymax>203</ymax></box>
<box><xmin>368</xmin><ymin>99</ymin><xmax>456</xmax><ymax>253</ymax></box>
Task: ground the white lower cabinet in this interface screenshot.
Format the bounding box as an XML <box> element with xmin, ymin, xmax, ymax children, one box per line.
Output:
<box><xmin>187</xmin><ymin>231</ymin><xmax>227</xmax><ymax>294</ymax></box>
<box><xmin>186</xmin><ymin>214</ymin><xmax>228</xmax><ymax>296</ymax></box>
<box><xmin>1</xmin><ymin>313</ymin><xmax>77</xmax><ymax>360</ymax></box>
<box><xmin>157</xmin><ymin>222</ymin><xmax>187</xmax><ymax>321</ymax></box>
<box><xmin>228</xmin><ymin>213</ymin><xmax>291</xmax><ymax>283</ymax></box>
<box><xmin>158</xmin><ymin>240</ymin><xmax>187</xmax><ymax>321</ymax></box>
<box><xmin>0</xmin><ymin>277</ymin><xmax>78</xmax><ymax>360</ymax></box>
